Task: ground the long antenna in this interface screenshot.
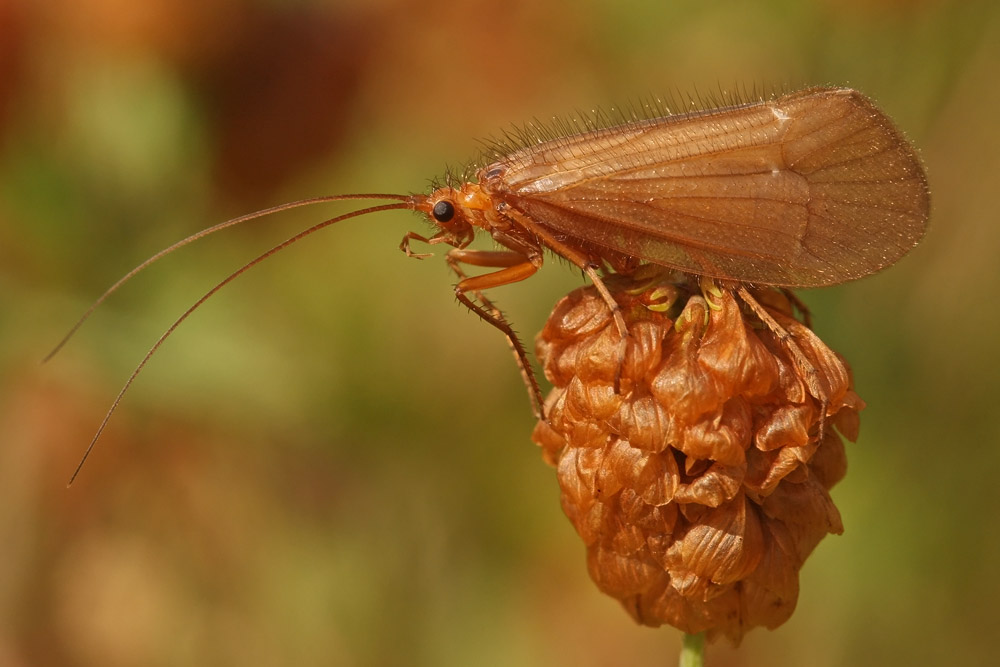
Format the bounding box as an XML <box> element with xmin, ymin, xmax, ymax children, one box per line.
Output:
<box><xmin>67</xmin><ymin>200</ymin><xmax>413</xmax><ymax>486</ymax></box>
<box><xmin>44</xmin><ymin>194</ymin><xmax>412</xmax><ymax>362</ymax></box>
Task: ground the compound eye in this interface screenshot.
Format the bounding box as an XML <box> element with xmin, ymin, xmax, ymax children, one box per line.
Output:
<box><xmin>432</xmin><ymin>200</ymin><xmax>455</xmax><ymax>222</ymax></box>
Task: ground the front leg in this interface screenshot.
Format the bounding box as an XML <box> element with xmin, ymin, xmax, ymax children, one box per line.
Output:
<box><xmin>400</xmin><ymin>229</ymin><xmax>466</xmax><ymax>259</ymax></box>
<box><xmin>399</xmin><ymin>231</ymin><xmax>433</xmax><ymax>259</ymax></box>
<box><xmin>399</xmin><ymin>231</ymin><xmax>434</xmax><ymax>259</ymax></box>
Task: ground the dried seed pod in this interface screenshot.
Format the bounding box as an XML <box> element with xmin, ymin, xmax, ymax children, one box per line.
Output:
<box><xmin>532</xmin><ymin>268</ymin><xmax>863</xmax><ymax>643</ymax></box>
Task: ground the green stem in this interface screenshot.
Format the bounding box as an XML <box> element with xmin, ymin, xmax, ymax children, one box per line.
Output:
<box><xmin>679</xmin><ymin>632</ymin><xmax>705</xmax><ymax>667</ymax></box>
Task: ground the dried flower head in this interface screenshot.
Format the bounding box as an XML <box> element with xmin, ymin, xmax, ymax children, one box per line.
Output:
<box><xmin>532</xmin><ymin>268</ymin><xmax>864</xmax><ymax>643</ymax></box>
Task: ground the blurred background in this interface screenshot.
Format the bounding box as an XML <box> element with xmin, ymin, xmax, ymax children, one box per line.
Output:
<box><xmin>1</xmin><ymin>0</ymin><xmax>996</xmax><ymax>665</ymax></box>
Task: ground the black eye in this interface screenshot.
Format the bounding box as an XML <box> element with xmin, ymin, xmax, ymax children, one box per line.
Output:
<box><xmin>432</xmin><ymin>200</ymin><xmax>455</xmax><ymax>222</ymax></box>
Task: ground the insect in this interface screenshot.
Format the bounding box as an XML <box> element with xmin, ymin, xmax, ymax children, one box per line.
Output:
<box><xmin>54</xmin><ymin>86</ymin><xmax>929</xmax><ymax>483</ymax></box>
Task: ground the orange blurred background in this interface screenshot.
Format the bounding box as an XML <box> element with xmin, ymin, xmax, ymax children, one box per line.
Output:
<box><xmin>2</xmin><ymin>0</ymin><xmax>998</xmax><ymax>665</ymax></box>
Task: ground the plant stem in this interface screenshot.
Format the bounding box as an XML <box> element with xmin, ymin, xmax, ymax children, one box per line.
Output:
<box><xmin>679</xmin><ymin>632</ymin><xmax>705</xmax><ymax>667</ymax></box>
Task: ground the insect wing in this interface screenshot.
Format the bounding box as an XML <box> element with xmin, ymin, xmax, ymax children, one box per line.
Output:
<box><xmin>489</xmin><ymin>88</ymin><xmax>929</xmax><ymax>287</ymax></box>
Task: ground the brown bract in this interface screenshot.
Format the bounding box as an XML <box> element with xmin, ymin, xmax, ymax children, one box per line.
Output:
<box><xmin>532</xmin><ymin>269</ymin><xmax>863</xmax><ymax>643</ymax></box>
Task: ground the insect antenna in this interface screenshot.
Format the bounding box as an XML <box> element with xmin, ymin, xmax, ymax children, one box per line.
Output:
<box><xmin>44</xmin><ymin>194</ymin><xmax>412</xmax><ymax>362</ymax></box>
<box><xmin>66</xmin><ymin>200</ymin><xmax>412</xmax><ymax>486</ymax></box>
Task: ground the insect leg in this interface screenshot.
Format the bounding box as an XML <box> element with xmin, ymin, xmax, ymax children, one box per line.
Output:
<box><xmin>446</xmin><ymin>249</ymin><xmax>525</xmax><ymax>269</ymax></box>
<box><xmin>399</xmin><ymin>231</ymin><xmax>434</xmax><ymax>258</ymax></box>
<box><xmin>498</xmin><ymin>207</ymin><xmax>630</xmax><ymax>392</ymax></box>
<box><xmin>501</xmin><ymin>208</ymin><xmax>628</xmax><ymax>336</ymax></box>
<box><xmin>736</xmin><ymin>286</ymin><xmax>828</xmax><ymax>440</ymax></box>
<box><xmin>580</xmin><ymin>265</ymin><xmax>631</xmax><ymax>394</ymax></box>
<box><xmin>446</xmin><ymin>249</ymin><xmax>545</xmax><ymax>420</ymax></box>
<box><xmin>780</xmin><ymin>288</ymin><xmax>813</xmax><ymax>329</ymax></box>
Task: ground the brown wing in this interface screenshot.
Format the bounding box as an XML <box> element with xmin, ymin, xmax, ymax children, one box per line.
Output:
<box><xmin>485</xmin><ymin>87</ymin><xmax>929</xmax><ymax>287</ymax></box>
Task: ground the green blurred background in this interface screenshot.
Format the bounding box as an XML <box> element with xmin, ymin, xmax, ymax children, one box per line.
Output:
<box><xmin>1</xmin><ymin>0</ymin><xmax>996</xmax><ymax>664</ymax></box>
